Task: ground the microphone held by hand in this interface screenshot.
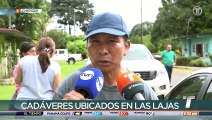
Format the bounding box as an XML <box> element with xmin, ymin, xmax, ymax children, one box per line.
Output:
<box><xmin>117</xmin><ymin>72</ymin><xmax>145</xmax><ymax>100</ymax></box>
<box><xmin>74</xmin><ymin>68</ymin><xmax>104</xmax><ymax>99</ymax></box>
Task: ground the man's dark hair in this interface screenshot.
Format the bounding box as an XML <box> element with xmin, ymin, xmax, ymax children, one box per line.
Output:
<box><xmin>123</xmin><ymin>35</ymin><xmax>129</xmax><ymax>43</ymax></box>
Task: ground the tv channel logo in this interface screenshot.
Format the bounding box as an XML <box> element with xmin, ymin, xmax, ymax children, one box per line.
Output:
<box><xmin>80</xmin><ymin>70</ymin><xmax>94</xmax><ymax>80</ymax></box>
<box><xmin>16</xmin><ymin>9</ymin><xmax>42</xmax><ymax>14</ymax></box>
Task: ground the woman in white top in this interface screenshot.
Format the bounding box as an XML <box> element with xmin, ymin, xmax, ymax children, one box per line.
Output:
<box><xmin>15</xmin><ymin>37</ymin><xmax>61</xmax><ymax>100</ymax></box>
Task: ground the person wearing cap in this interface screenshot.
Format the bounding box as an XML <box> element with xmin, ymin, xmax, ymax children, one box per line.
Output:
<box><xmin>52</xmin><ymin>12</ymin><xmax>158</xmax><ymax>100</ymax></box>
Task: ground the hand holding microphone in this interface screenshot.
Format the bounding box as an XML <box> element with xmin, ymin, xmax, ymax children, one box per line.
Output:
<box><xmin>63</xmin><ymin>68</ymin><xmax>104</xmax><ymax>100</ymax></box>
<box><xmin>63</xmin><ymin>90</ymin><xmax>86</xmax><ymax>100</ymax></box>
<box><xmin>117</xmin><ymin>72</ymin><xmax>145</xmax><ymax>100</ymax></box>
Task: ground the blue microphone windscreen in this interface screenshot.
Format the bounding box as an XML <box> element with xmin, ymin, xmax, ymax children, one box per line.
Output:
<box><xmin>74</xmin><ymin>68</ymin><xmax>104</xmax><ymax>99</ymax></box>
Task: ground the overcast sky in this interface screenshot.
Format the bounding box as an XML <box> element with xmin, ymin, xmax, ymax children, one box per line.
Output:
<box><xmin>89</xmin><ymin>0</ymin><xmax>162</xmax><ymax>30</ymax></box>
<box><xmin>46</xmin><ymin>0</ymin><xmax>162</xmax><ymax>35</ymax></box>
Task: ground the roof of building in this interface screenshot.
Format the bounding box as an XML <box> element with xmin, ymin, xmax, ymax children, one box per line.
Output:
<box><xmin>0</xmin><ymin>28</ymin><xmax>32</xmax><ymax>41</ymax></box>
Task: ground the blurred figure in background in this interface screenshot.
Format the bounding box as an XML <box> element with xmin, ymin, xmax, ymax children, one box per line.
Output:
<box><xmin>15</xmin><ymin>37</ymin><xmax>61</xmax><ymax>100</ymax></box>
<box><xmin>12</xmin><ymin>41</ymin><xmax>36</xmax><ymax>99</ymax></box>
<box><xmin>161</xmin><ymin>44</ymin><xmax>176</xmax><ymax>84</ymax></box>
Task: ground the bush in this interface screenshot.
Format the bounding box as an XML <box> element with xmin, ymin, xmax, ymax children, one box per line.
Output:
<box><xmin>142</xmin><ymin>35</ymin><xmax>158</xmax><ymax>53</ymax></box>
<box><xmin>66</xmin><ymin>40</ymin><xmax>87</xmax><ymax>59</ymax></box>
<box><xmin>176</xmin><ymin>57</ymin><xmax>189</xmax><ymax>66</ymax></box>
<box><xmin>209</xmin><ymin>54</ymin><xmax>212</xmax><ymax>63</ymax></box>
<box><xmin>146</xmin><ymin>43</ymin><xmax>157</xmax><ymax>53</ymax></box>
<box><xmin>176</xmin><ymin>56</ymin><xmax>199</xmax><ymax>66</ymax></box>
<box><xmin>130</xmin><ymin>35</ymin><xmax>140</xmax><ymax>44</ymax></box>
<box><xmin>190</xmin><ymin>58</ymin><xmax>204</xmax><ymax>67</ymax></box>
<box><xmin>175</xmin><ymin>49</ymin><xmax>181</xmax><ymax>56</ymax></box>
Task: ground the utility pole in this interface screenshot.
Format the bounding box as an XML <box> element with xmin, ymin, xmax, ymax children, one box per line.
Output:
<box><xmin>73</xmin><ymin>10</ymin><xmax>76</xmax><ymax>53</ymax></box>
<box><xmin>140</xmin><ymin>0</ymin><xmax>143</xmax><ymax>44</ymax></box>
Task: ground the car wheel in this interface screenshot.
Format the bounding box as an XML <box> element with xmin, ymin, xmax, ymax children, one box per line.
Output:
<box><xmin>68</xmin><ymin>58</ymin><xmax>76</xmax><ymax>64</ymax></box>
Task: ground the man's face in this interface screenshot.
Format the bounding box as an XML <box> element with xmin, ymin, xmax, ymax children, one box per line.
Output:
<box><xmin>87</xmin><ymin>33</ymin><xmax>130</xmax><ymax>73</ymax></box>
<box><xmin>166</xmin><ymin>45</ymin><xmax>172</xmax><ymax>51</ymax></box>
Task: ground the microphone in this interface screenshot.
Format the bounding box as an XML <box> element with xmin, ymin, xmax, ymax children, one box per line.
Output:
<box><xmin>74</xmin><ymin>68</ymin><xmax>104</xmax><ymax>99</ymax></box>
<box><xmin>116</xmin><ymin>72</ymin><xmax>145</xmax><ymax>100</ymax></box>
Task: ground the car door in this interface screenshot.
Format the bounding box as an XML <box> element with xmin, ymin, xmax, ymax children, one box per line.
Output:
<box><xmin>57</xmin><ymin>49</ymin><xmax>66</xmax><ymax>61</ymax></box>
<box><xmin>203</xmin><ymin>74</ymin><xmax>212</xmax><ymax>100</ymax></box>
<box><xmin>165</xmin><ymin>73</ymin><xmax>211</xmax><ymax>100</ymax></box>
<box><xmin>52</xmin><ymin>49</ymin><xmax>65</xmax><ymax>61</ymax></box>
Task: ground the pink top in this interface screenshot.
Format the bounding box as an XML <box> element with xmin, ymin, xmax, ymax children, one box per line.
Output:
<box><xmin>13</xmin><ymin>64</ymin><xmax>20</xmax><ymax>92</ymax></box>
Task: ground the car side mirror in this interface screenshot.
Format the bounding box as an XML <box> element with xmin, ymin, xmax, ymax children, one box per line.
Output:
<box><xmin>154</xmin><ymin>55</ymin><xmax>161</xmax><ymax>61</ymax></box>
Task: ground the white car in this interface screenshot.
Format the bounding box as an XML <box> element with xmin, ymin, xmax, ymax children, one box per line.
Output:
<box><xmin>85</xmin><ymin>44</ymin><xmax>170</xmax><ymax>97</ymax></box>
<box><xmin>52</xmin><ymin>49</ymin><xmax>82</xmax><ymax>64</ymax></box>
<box><xmin>121</xmin><ymin>44</ymin><xmax>170</xmax><ymax>97</ymax></box>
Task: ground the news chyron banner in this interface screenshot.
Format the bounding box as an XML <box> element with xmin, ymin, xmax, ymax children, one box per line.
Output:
<box><xmin>0</xmin><ymin>8</ymin><xmax>42</xmax><ymax>15</ymax></box>
<box><xmin>3</xmin><ymin>100</ymin><xmax>212</xmax><ymax>111</ymax></box>
<box><xmin>0</xmin><ymin>100</ymin><xmax>212</xmax><ymax>117</ymax></box>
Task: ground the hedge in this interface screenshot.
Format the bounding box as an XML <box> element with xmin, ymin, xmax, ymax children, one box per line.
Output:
<box><xmin>176</xmin><ymin>56</ymin><xmax>199</xmax><ymax>66</ymax></box>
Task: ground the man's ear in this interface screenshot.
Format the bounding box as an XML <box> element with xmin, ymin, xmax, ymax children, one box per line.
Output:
<box><xmin>124</xmin><ymin>40</ymin><xmax>130</xmax><ymax>56</ymax></box>
<box><xmin>126</xmin><ymin>40</ymin><xmax>130</xmax><ymax>48</ymax></box>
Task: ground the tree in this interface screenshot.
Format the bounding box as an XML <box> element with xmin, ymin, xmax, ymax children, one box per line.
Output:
<box><xmin>0</xmin><ymin>0</ymin><xmax>15</xmax><ymax>59</ymax></box>
<box><xmin>36</xmin><ymin>13</ymin><xmax>49</xmax><ymax>37</ymax></box>
<box><xmin>151</xmin><ymin>3</ymin><xmax>190</xmax><ymax>43</ymax></box>
<box><xmin>47</xmin><ymin>29</ymin><xmax>67</xmax><ymax>49</ymax></box>
<box><xmin>0</xmin><ymin>0</ymin><xmax>15</xmax><ymax>28</ymax></box>
<box><xmin>130</xmin><ymin>21</ymin><xmax>153</xmax><ymax>36</ymax></box>
<box><xmin>12</xmin><ymin>0</ymin><xmax>50</xmax><ymax>39</ymax></box>
<box><xmin>49</xmin><ymin>0</ymin><xmax>94</xmax><ymax>34</ymax></box>
<box><xmin>151</xmin><ymin>0</ymin><xmax>212</xmax><ymax>44</ymax></box>
<box><xmin>36</xmin><ymin>2</ymin><xmax>51</xmax><ymax>37</ymax></box>
<box><xmin>66</xmin><ymin>39</ymin><xmax>87</xmax><ymax>58</ymax></box>
<box><xmin>130</xmin><ymin>35</ymin><xmax>140</xmax><ymax>44</ymax></box>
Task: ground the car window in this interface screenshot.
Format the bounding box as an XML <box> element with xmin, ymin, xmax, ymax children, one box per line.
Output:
<box><xmin>59</xmin><ymin>50</ymin><xmax>65</xmax><ymax>54</ymax></box>
<box><xmin>122</xmin><ymin>45</ymin><xmax>152</xmax><ymax>60</ymax></box>
<box><xmin>169</xmin><ymin>75</ymin><xmax>207</xmax><ymax>99</ymax></box>
<box><xmin>204</xmin><ymin>81</ymin><xmax>212</xmax><ymax>100</ymax></box>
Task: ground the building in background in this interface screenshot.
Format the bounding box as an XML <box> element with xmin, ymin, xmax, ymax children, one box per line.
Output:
<box><xmin>0</xmin><ymin>28</ymin><xmax>32</xmax><ymax>85</ymax></box>
<box><xmin>179</xmin><ymin>33</ymin><xmax>212</xmax><ymax>58</ymax></box>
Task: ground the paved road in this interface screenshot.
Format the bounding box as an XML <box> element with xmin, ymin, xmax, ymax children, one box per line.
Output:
<box><xmin>171</xmin><ymin>66</ymin><xmax>203</xmax><ymax>87</ymax></box>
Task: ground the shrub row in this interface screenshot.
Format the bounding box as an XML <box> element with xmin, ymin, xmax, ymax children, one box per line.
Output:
<box><xmin>209</xmin><ymin>54</ymin><xmax>212</xmax><ymax>63</ymax></box>
<box><xmin>177</xmin><ymin>56</ymin><xmax>212</xmax><ymax>67</ymax></box>
<box><xmin>176</xmin><ymin>56</ymin><xmax>199</xmax><ymax>66</ymax></box>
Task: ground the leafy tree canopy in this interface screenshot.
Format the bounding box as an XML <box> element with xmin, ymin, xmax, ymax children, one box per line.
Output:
<box><xmin>130</xmin><ymin>21</ymin><xmax>153</xmax><ymax>36</ymax></box>
<box><xmin>151</xmin><ymin>0</ymin><xmax>212</xmax><ymax>43</ymax></box>
<box><xmin>7</xmin><ymin>0</ymin><xmax>51</xmax><ymax>39</ymax></box>
<box><xmin>49</xmin><ymin>0</ymin><xmax>95</xmax><ymax>34</ymax></box>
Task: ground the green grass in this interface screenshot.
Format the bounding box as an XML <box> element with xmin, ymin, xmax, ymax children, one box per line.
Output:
<box><xmin>58</xmin><ymin>61</ymin><xmax>85</xmax><ymax>80</ymax></box>
<box><xmin>0</xmin><ymin>85</ymin><xmax>16</xmax><ymax>100</ymax></box>
<box><xmin>0</xmin><ymin>60</ymin><xmax>85</xmax><ymax>100</ymax></box>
